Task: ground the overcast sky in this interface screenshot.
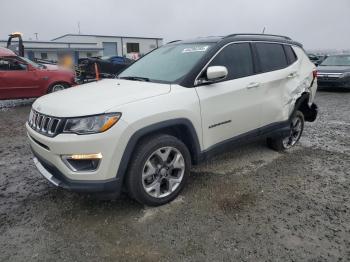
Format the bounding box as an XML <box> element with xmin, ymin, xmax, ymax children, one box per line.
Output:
<box><xmin>0</xmin><ymin>0</ymin><xmax>349</xmax><ymax>50</ymax></box>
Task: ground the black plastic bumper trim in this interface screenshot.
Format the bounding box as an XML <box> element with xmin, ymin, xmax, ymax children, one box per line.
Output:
<box><xmin>31</xmin><ymin>147</ymin><xmax>121</xmax><ymax>194</ymax></box>
<box><xmin>304</xmin><ymin>103</ymin><xmax>318</xmax><ymax>122</ymax></box>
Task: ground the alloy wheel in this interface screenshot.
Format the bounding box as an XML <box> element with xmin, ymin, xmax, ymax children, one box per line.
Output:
<box><xmin>282</xmin><ymin>115</ymin><xmax>303</xmax><ymax>149</ymax></box>
<box><xmin>142</xmin><ymin>147</ymin><xmax>185</xmax><ymax>198</ymax></box>
<box><xmin>51</xmin><ymin>84</ymin><xmax>66</xmax><ymax>92</ymax></box>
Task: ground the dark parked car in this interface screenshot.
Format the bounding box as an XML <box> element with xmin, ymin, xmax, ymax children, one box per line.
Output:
<box><xmin>308</xmin><ymin>53</ymin><xmax>327</xmax><ymax>66</ymax></box>
<box><xmin>317</xmin><ymin>55</ymin><xmax>350</xmax><ymax>90</ymax></box>
<box><xmin>76</xmin><ymin>56</ymin><xmax>133</xmax><ymax>82</ymax></box>
<box><xmin>308</xmin><ymin>53</ymin><xmax>321</xmax><ymax>65</ymax></box>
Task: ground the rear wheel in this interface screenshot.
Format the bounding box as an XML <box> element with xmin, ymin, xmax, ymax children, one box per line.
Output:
<box><xmin>267</xmin><ymin>110</ymin><xmax>304</xmax><ymax>151</ymax></box>
<box><xmin>126</xmin><ymin>134</ymin><xmax>191</xmax><ymax>206</ymax></box>
<box><xmin>48</xmin><ymin>83</ymin><xmax>69</xmax><ymax>93</ymax></box>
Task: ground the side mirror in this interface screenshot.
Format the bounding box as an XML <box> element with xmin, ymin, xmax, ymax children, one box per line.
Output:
<box><xmin>206</xmin><ymin>66</ymin><xmax>228</xmax><ymax>82</ymax></box>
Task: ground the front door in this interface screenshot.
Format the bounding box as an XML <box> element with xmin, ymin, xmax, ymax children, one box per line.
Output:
<box><xmin>0</xmin><ymin>57</ymin><xmax>40</xmax><ymax>99</ymax></box>
<box><xmin>195</xmin><ymin>43</ymin><xmax>263</xmax><ymax>150</ymax></box>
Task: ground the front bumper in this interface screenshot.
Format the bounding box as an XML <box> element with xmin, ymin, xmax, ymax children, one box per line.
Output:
<box><xmin>32</xmin><ymin>151</ymin><xmax>120</xmax><ymax>193</ymax></box>
<box><xmin>26</xmin><ymin>119</ymin><xmax>130</xmax><ymax>193</ymax></box>
<box><xmin>317</xmin><ymin>77</ymin><xmax>350</xmax><ymax>89</ymax></box>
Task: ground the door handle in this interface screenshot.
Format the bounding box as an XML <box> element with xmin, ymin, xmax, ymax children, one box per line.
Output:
<box><xmin>287</xmin><ymin>72</ymin><xmax>298</xmax><ymax>78</ymax></box>
<box><xmin>246</xmin><ymin>82</ymin><xmax>260</xmax><ymax>89</ymax></box>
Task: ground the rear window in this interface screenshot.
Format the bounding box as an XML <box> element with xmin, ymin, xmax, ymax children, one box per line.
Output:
<box><xmin>255</xmin><ymin>43</ymin><xmax>288</xmax><ymax>72</ymax></box>
<box><xmin>284</xmin><ymin>45</ymin><xmax>297</xmax><ymax>65</ymax></box>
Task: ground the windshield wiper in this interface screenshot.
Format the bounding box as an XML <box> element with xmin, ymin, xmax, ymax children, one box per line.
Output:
<box><xmin>119</xmin><ymin>76</ymin><xmax>150</xmax><ymax>82</ymax></box>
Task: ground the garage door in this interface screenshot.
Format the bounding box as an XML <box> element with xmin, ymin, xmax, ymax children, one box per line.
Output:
<box><xmin>103</xmin><ymin>42</ymin><xmax>118</xmax><ymax>56</ymax></box>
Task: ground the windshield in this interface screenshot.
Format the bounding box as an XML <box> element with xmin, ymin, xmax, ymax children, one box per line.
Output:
<box><xmin>320</xmin><ymin>55</ymin><xmax>350</xmax><ymax>66</ymax></box>
<box><xmin>20</xmin><ymin>57</ymin><xmax>42</xmax><ymax>68</ymax></box>
<box><xmin>118</xmin><ymin>43</ymin><xmax>213</xmax><ymax>83</ymax></box>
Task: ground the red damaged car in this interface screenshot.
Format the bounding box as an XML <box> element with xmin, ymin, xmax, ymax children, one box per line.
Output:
<box><xmin>0</xmin><ymin>47</ymin><xmax>76</xmax><ymax>100</ymax></box>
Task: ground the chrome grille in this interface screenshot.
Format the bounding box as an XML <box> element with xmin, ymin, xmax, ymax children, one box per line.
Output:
<box><xmin>28</xmin><ymin>110</ymin><xmax>62</xmax><ymax>137</ymax></box>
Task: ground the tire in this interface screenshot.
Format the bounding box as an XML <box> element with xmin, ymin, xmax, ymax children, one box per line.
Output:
<box><xmin>48</xmin><ymin>83</ymin><xmax>69</xmax><ymax>93</ymax></box>
<box><xmin>267</xmin><ymin>110</ymin><xmax>304</xmax><ymax>151</ymax></box>
<box><xmin>126</xmin><ymin>134</ymin><xmax>191</xmax><ymax>206</ymax></box>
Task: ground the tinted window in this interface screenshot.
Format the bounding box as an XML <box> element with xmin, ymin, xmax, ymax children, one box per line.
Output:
<box><xmin>256</xmin><ymin>43</ymin><xmax>287</xmax><ymax>72</ymax></box>
<box><xmin>284</xmin><ymin>45</ymin><xmax>297</xmax><ymax>65</ymax></box>
<box><xmin>209</xmin><ymin>43</ymin><xmax>254</xmax><ymax>80</ymax></box>
<box><xmin>0</xmin><ymin>58</ymin><xmax>26</xmax><ymax>71</ymax></box>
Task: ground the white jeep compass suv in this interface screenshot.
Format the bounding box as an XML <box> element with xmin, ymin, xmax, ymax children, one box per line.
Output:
<box><xmin>27</xmin><ymin>34</ymin><xmax>318</xmax><ymax>206</ymax></box>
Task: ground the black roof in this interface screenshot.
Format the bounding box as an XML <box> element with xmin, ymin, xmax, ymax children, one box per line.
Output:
<box><xmin>168</xmin><ymin>36</ymin><xmax>222</xmax><ymax>44</ymax></box>
<box><xmin>168</xmin><ymin>33</ymin><xmax>302</xmax><ymax>47</ymax></box>
<box><xmin>52</xmin><ymin>34</ymin><xmax>163</xmax><ymax>41</ymax></box>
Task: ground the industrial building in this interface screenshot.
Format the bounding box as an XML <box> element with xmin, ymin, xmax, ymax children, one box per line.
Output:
<box><xmin>0</xmin><ymin>34</ymin><xmax>163</xmax><ymax>63</ymax></box>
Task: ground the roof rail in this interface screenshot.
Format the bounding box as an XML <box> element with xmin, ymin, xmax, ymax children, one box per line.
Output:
<box><xmin>166</xmin><ymin>40</ymin><xmax>182</xmax><ymax>44</ymax></box>
<box><xmin>224</xmin><ymin>33</ymin><xmax>291</xmax><ymax>40</ymax></box>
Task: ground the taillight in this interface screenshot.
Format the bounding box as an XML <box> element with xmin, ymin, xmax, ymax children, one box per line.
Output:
<box><xmin>313</xmin><ymin>69</ymin><xmax>317</xmax><ymax>79</ymax></box>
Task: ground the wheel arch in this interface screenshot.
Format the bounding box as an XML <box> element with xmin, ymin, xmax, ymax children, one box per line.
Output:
<box><xmin>292</xmin><ymin>92</ymin><xmax>318</xmax><ymax>122</ymax></box>
<box><xmin>46</xmin><ymin>81</ymin><xmax>71</xmax><ymax>94</ymax></box>
<box><xmin>115</xmin><ymin>118</ymin><xmax>202</xmax><ymax>189</ymax></box>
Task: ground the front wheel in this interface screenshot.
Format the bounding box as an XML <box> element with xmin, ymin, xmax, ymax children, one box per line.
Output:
<box><xmin>48</xmin><ymin>83</ymin><xmax>69</xmax><ymax>93</ymax></box>
<box><xmin>267</xmin><ymin>111</ymin><xmax>304</xmax><ymax>151</ymax></box>
<box><xmin>126</xmin><ymin>134</ymin><xmax>191</xmax><ymax>206</ymax></box>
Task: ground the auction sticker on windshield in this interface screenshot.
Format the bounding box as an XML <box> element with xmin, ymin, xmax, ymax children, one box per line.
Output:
<box><xmin>182</xmin><ymin>45</ymin><xmax>210</xmax><ymax>53</ymax></box>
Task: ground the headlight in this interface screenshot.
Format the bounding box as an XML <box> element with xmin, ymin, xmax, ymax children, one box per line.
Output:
<box><xmin>63</xmin><ymin>113</ymin><xmax>121</xmax><ymax>134</ymax></box>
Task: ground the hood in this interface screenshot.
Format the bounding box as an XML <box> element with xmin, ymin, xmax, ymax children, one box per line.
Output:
<box><xmin>33</xmin><ymin>79</ymin><xmax>171</xmax><ymax>117</ymax></box>
<box><xmin>317</xmin><ymin>65</ymin><xmax>350</xmax><ymax>73</ymax></box>
<box><xmin>44</xmin><ymin>64</ymin><xmax>60</xmax><ymax>70</ymax></box>
<box><xmin>43</xmin><ymin>64</ymin><xmax>72</xmax><ymax>72</ymax></box>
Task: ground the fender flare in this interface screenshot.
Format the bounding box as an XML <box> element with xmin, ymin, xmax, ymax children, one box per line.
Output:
<box><xmin>291</xmin><ymin>92</ymin><xmax>318</xmax><ymax>122</ymax></box>
<box><xmin>114</xmin><ymin>118</ymin><xmax>201</xmax><ymax>191</ymax></box>
<box><xmin>291</xmin><ymin>92</ymin><xmax>309</xmax><ymax>116</ymax></box>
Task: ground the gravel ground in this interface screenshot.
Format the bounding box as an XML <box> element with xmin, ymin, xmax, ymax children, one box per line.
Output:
<box><xmin>0</xmin><ymin>91</ymin><xmax>349</xmax><ymax>262</ymax></box>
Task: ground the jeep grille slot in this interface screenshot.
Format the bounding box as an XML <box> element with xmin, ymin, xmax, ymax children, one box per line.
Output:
<box><xmin>28</xmin><ymin>110</ymin><xmax>62</xmax><ymax>137</ymax></box>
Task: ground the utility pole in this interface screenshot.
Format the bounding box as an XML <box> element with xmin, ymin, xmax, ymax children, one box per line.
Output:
<box><xmin>262</xmin><ymin>27</ymin><xmax>266</xmax><ymax>34</ymax></box>
<box><xmin>34</xmin><ymin>33</ymin><xmax>38</xmax><ymax>40</ymax></box>
<box><xmin>78</xmin><ymin>22</ymin><xmax>81</xmax><ymax>34</ymax></box>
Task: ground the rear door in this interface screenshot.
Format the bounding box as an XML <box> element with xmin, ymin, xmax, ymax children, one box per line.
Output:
<box><xmin>0</xmin><ymin>57</ymin><xmax>40</xmax><ymax>99</ymax></box>
<box><xmin>252</xmin><ymin>42</ymin><xmax>298</xmax><ymax>126</ymax></box>
<box><xmin>195</xmin><ymin>42</ymin><xmax>263</xmax><ymax>149</ymax></box>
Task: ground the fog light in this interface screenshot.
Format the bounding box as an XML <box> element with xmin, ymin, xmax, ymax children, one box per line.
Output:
<box><xmin>69</xmin><ymin>153</ymin><xmax>102</xmax><ymax>160</ymax></box>
<box><xmin>62</xmin><ymin>153</ymin><xmax>102</xmax><ymax>172</ymax></box>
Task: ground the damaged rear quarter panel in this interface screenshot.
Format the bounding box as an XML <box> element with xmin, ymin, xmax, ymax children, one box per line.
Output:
<box><xmin>258</xmin><ymin>46</ymin><xmax>316</xmax><ymax>127</ymax></box>
<box><xmin>285</xmin><ymin>46</ymin><xmax>316</xmax><ymax>118</ymax></box>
